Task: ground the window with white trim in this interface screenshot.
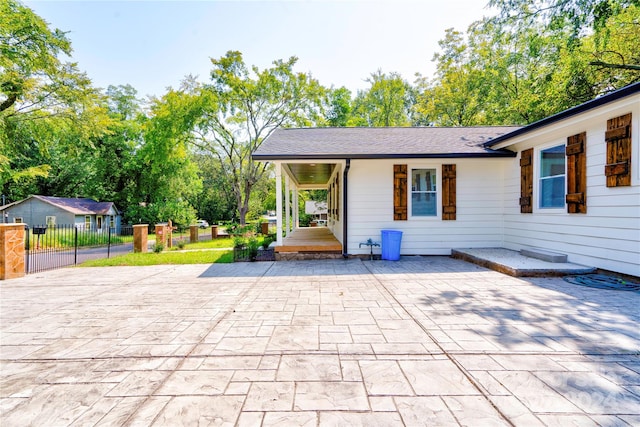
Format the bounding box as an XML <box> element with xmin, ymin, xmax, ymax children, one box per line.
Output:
<box><xmin>46</xmin><ymin>216</ymin><xmax>56</xmax><ymax>227</ymax></box>
<box><xmin>411</xmin><ymin>168</ymin><xmax>437</xmax><ymax>216</ymax></box>
<box><xmin>84</xmin><ymin>215</ymin><xmax>91</xmax><ymax>229</ymax></box>
<box><xmin>539</xmin><ymin>144</ymin><xmax>566</xmax><ymax>208</ymax></box>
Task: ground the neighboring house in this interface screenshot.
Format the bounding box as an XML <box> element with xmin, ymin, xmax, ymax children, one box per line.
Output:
<box><xmin>305</xmin><ymin>200</ymin><xmax>328</xmax><ymax>220</ymax></box>
<box><xmin>0</xmin><ymin>195</ymin><xmax>122</xmax><ymax>232</ymax></box>
<box><xmin>253</xmin><ymin>82</ymin><xmax>640</xmax><ymax>276</ymax></box>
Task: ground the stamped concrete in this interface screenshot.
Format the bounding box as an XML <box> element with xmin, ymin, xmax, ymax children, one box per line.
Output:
<box><xmin>1</xmin><ymin>258</ymin><xmax>639</xmax><ymax>426</ymax></box>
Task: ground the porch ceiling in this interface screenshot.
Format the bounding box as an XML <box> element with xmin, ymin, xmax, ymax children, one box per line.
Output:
<box><xmin>285</xmin><ymin>163</ymin><xmax>336</xmax><ymax>187</ymax></box>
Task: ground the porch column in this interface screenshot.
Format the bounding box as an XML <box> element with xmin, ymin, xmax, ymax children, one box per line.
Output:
<box><xmin>293</xmin><ymin>188</ymin><xmax>299</xmax><ymax>229</ymax></box>
<box><xmin>275</xmin><ymin>163</ymin><xmax>283</xmax><ymax>245</ymax></box>
<box><xmin>285</xmin><ymin>175</ymin><xmax>291</xmax><ymax>234</ymax></box>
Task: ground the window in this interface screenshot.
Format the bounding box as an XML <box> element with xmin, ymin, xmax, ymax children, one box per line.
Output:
<box><xmin>84</xmin><ymin>215</ymin><xmax>91</xmax><ymax>229</ymax></box>
<box><xmin>46</xmin><ymin>216</ymin><xmax>56</xmax><ymax>228</ymax></box>
<box><xmin>411</xmin><ymin>169</ymin><xmax>437</xmax><ymax>216</ymax></box>
<box><xmin>14</xmin><ymin>217</ymin><xmax>23</xmax><ymax>223</ymax></box>
<box><xmin>110</xmin><ymin>215</ymin><xmax>115</xmax><ymax>228</ymax></box>
<box><xmin>539</xmin><ymin>145</ymin><xmax>566</xmax><ymax>208</ymax></box>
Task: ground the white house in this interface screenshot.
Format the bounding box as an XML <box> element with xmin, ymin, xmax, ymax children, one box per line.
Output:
<box><xmin>253</xmin><ymin>82</ymin><xmax>639</xmax><ymax>276</ymax></box>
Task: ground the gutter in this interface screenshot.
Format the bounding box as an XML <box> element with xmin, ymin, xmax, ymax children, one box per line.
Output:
<box><xmin>342</xmin><ymin>158</ymin><xmax>351</xmax><ymax>258</ymax></box>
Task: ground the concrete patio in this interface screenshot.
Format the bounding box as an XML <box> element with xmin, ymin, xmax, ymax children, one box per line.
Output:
<box><xmin>1</xmin><ymin>257</ymin><xmax>639</xmax><ymax>426</ymax></box>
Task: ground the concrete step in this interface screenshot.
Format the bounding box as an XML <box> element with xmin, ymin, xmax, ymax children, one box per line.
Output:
<box><xmin>520</xmin><ymin>248</ymin><xmax>568</xmax><ymax>263</ymax></box>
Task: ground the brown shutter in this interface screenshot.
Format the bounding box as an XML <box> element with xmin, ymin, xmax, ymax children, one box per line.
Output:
<box><xmin>565</xmin><ymin>132</ymin><xmax>587</xmax><ymax>213</ymax></box>
<box><xmin>520</xmin><ymin>148</ymin><xmax>533</xmax><ymax>213</ymax></box>
<box><xmin>605</xmin><ymin>113</ymin><xmax>632</xmax><ymax>187</ymax></box>
<box><xmin>442</xmin><ymin>164</ymin><xmax>456</xmax><ymax>220</ymax></box>
<box><xmin>393</xmin><ymin>164</ymin><xmax>407</xmax><ymax>220</ymax></box>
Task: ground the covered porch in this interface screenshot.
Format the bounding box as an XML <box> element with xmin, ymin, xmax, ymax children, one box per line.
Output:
<box><xmin>271</xmin><ymin>159</ymin><xmax>347</xmax><ymax>259</ymax></box>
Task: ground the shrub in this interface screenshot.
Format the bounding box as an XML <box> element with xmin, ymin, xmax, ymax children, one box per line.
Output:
<box><xmin>233</xmin><ymin>236</ymin><xmax>246</xmax><ymax>249</ymax></box>
<box><xmin>261</xmin><ymin>237</ymin><xmax>272</xmax><ymax>249</ymax></box>
<box><xmin>247</xmin><ymin>237</ymin><xmax>260</xmax><ymax>261</ymax></box>
<box><xmin>153</xmin><ymin>243</ymin><xmax>164</xmax><ymax>253</ymax></box>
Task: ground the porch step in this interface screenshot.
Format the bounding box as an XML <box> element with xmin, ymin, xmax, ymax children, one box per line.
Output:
<box><xmin>520</xmin><ymin>248</ymin><xmax>568</xmax><ymax>263</ymax></box>
<box><xmin>276</xmin><ymin>252</ymin><xmax>343</xmax><ymax>261</ymax></box>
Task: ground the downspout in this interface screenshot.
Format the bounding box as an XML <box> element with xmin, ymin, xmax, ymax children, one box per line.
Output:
<box><xmin>342</xmin><ymin>158</ymin><xmax>351</xmax><ymax>258</ymax></box>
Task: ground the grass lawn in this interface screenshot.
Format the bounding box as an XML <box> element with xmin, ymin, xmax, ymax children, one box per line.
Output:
<box><xmin>170</xmin><ymin>238</ymin><xmax>233</xmax><ymax>250</ymax></box>
<box><xmin>79</xmin><ymin>249</ymin><xmax>233</xmax><ymax>267</ymax></box>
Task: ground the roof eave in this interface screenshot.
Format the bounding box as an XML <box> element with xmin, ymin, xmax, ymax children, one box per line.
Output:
<box><xmin>253</xmin><ymin>151</ymin><xmax>516</xmax><ymax>161</ymax></box>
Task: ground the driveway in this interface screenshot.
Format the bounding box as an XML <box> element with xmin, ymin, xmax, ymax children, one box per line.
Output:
<box><xmin>1</xmin><ymin>258</ymin><xmax>639</xmax><ymax>426</ymax></box>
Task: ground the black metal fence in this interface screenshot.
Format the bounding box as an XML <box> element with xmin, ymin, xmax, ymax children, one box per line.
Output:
<box><xmin>24</xmin><ymin>224</ymin><xmax>134</xmax><ymax>274</ymax></box>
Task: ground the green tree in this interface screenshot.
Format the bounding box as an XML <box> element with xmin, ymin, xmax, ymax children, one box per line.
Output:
<box><xmin>414</xmin><ymin>29</ymin><xmax>489</xmax><ymax>126</ymax></box>
<box><xmin>324</xmin><ymin>86</ymin><xmax>353</xmax><ymax>127</ymax></box>
<box><xmin>191</xmin><ymin>152</ymin><xmax>236</xmax><ymax>222</ymax></box>
<box><xmin>488</xmin><ymin>0</ymin><xmax>640</xmax><ymax>37</ymax></box>
<box><xmin>191</xmin><ymin>51</ymin><xmax>324</xmax><ymax>225</ymax></box>
<box><xmin>351</xmin><ymin>70</ymin><xmax>414</xmax><ymax>126</ymax></box>
<box><xmin>1</xmin><ymin>0</ymin><xmax>110</xmax><ymax>201</ymax></box>
<box><xmin>127</xmin><ymin>88</ymin><xmax>203</xmax><ymax>228</ymax></box>
<box><xmin>488</xmin><ymin>0</ymin><xmax>640</xmax><ymax>77</ymax></box>
<box><xmin>82</xmin><ymin>85</ymin><xmax>142</xmax><ymax>209</ymax></box>
<box><xmin>0</xmin><ymin>0</ymin><xmax>70</xmax><ymax>113</ymax></box>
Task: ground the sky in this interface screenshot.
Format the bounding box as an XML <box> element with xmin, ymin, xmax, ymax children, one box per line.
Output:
<box><xmin>24</xmin><ymin>0</ymin><xmax>496</xmax><ymax>98</ymax></box>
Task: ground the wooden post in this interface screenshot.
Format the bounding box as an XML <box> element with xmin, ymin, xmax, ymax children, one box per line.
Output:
<box><xmin>0</xmin><ymin>224</ymin><xmax>25</xmax><ymax>280</ymax></box>
<box><xmin>133</xmin><ymin>224</ymin><xmax>148</xmax><ymax>253</ymax></box>
<box><xmin>211</xmin><ymin>225</ymin><xmax>218</xmax><ymax>239</ymax></box>
<box><xmin>190</xmin><ymin>225</ymin><xmax>198</xmax><ymax>243</ymax></box>
<box><xmin>167</xmin><ymin>220</ymin><xmax>173</xmax><ymax>248</ymax></box>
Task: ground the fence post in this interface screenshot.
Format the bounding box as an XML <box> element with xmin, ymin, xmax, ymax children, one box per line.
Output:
<box><xmin>74</xmin><ymin>226</ymin><xmax>78</xmax><ymax>265</ymax></box>
<box><xmin>190</xmin><ymin>225</ymin><xmax>198</xmax><ymax>243</ymax></box>
<box><xmin>133</xmin><ymin>224</ymin><xmax>148</xmax><ymax>253</ymax></box>
<box><xmin>0</xmin><ymin>224</ymin><xmax>26</xmax><ymax>280</ymax></box>
<box><xmin>107</xmin><ymin>225</ymin><xmax>112</xmax><ymax>258</ymax></box>
<box><xmin>24</xmin><ymin>225</ymin><xmax>30</xmax><ymax>274</ymax></box>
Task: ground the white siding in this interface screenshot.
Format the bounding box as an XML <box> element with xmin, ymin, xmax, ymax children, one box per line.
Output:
<box><xmin>501</xmin><ymin>96</ymin><xmax>640</xmax><ymax>276</ymax></box>
<box><xmin>347</xmin><ymin>158</ymin><xmax>508</xmax><ymax>255</ymax></box>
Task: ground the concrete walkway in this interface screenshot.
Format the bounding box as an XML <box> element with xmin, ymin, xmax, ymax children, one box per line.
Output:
<box><xmin>1</xmin><ymin>257</ymin><xmax>639</xmax><ymax>426</ymax></box>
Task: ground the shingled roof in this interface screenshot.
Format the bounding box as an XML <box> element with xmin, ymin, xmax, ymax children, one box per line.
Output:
<box><xmin>2</xmin><ymin>196</ymin><xmax>119</xmax><ymax>215</ymax></box>
<box><xmin>253</xmin><ymin>126</ymin><xmax>520</xmax><ymax>160</ymax></box>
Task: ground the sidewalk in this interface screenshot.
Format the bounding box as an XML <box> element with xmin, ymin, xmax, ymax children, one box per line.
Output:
<box><xmin>1</xmin><ymin>257</ymin><xmax>639</xmax><ymax>426</ymax></box>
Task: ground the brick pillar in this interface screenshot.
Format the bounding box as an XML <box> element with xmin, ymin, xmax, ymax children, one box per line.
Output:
<box><xmin>133</xmin><ymin>224</ymin><xmax>148</xmax><ymax>253</ymax></box>
<box><xmin>190</xmin><ymin>225</ymin><xmax>198</xmax><ymax>243</ymax></box>
<box><xmin>0</xmin><ymin>224</ymin><xmax>25</xmax><ymax>280</ymax></box>
<box><xmin>155</xmin><ymin>224</ymin><xmax>166</xmax><ymax>247</ymax></box>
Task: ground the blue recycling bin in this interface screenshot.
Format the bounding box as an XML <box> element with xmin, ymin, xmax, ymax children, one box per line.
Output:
<box><xmin>381</xmin><ymin>229</ymin><xmax>403</xmax><ymax>261</ymax></box>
